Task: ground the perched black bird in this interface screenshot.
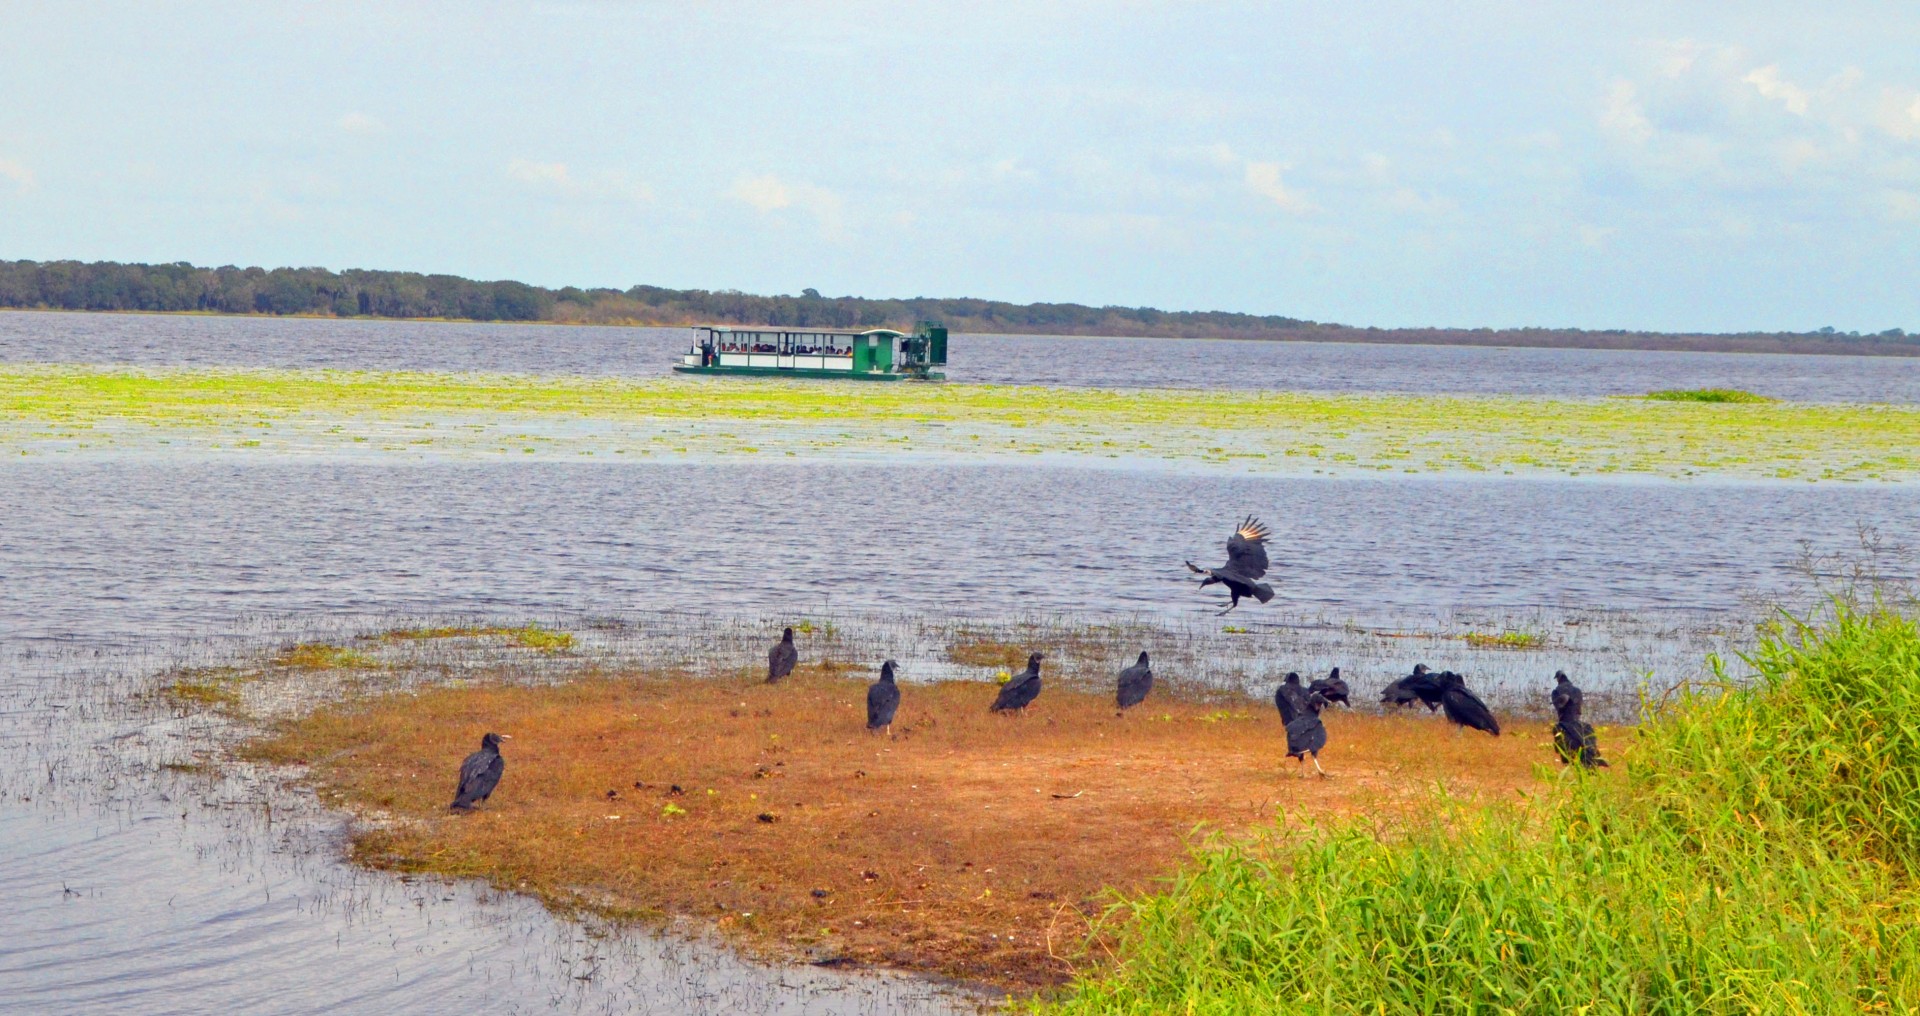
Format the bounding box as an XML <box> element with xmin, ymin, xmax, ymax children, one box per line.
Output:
<box><xmin>990</xmin><ymin>652</ymin><xmax>1044</xmax><ymax>713</ymax></box>
<box><xmin>1549</xmin><ymin>671</ymin><xmax>1607</xmax><ymax>767</ymax></box>
<box><xmin>1275</xmin><ymin>671</ymin><xmax>1310</xmax><ymax>723</ymax></box>
<box><xmin>1551</xmin><ymin>670</ymin><xmax>1583</xmax><ymax>720</ymax></box>
<box><xmin>1285</xmin><ymin>692</ymin><xmax>1330</xmax><ymax>777</ymax></box>
<box><xmin>1185</xmin><ymin>516</ymin><xmax>1276</xmax><ymax>615</ymax></box>
<box><xmin>867</xmin><ymin>660</ymin><xmax>901</xmax><ymax>734</ymax></box>
<box><xmin>450</xmin><ymin>732</ymin><xmax>509</xmax><ymax>811</ymax></box>
<box><xmin>767</xmin><ymin>627</ymin><xmax>798</xmax><ymax>683</ymax></box>
<box><xmin>1553</xmin><ymin>717</ymin><xmax>1609</xmax><ymax>768</ymax></box>
<box><xmin>1380</xmin><ymin>664</ymin><xmax>1444</xmax><ymax>711</ymax></box>
<box><xmin>1437</xmin><ymin>671</ymin><xmax>1500</xmax><ymax>736</ymax></box>
<box><xmin>1116</xmin><ymin>651</ymin><xmax>1154</xmax><ymax>711</ymax></box>
<box><xmin>1308</xmin><ymin>667</ymin><xmax>1351</xmax><ymax>707</ymax></box>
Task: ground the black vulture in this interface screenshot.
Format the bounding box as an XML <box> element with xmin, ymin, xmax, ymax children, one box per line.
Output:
<box><xmin>1274</xmin><ymin>671</ymin><xmax>1310</xmax><ymax>723</ymax></box>
<box><xmin>1553</xmin><ymin>718</ymin><xmax>1609</xmax><ymax>768</ymax></box>
<box><xmin>450</xmin><ymin>732</ymin><xmax>509</xmax><ymax>811</ymax></box>
<box><xmin>1550</xmin><ymin>671</ymin><xmax>1606</xmax><ymax>767</ymax></box>
<box><xmin>1437</xmin><ymin>671</ymin><xmax>1500</xmax><ymax>736</ymax></box>
<box><xmin>767</xmin><ymin>627</ymin><xmax>798</xmax><ymax>683</ymax></box>
<box><xmin>1380</xmin><ymin>664</ymin><xmax>1444</xmax><ymax>711</ymax></box>
<box><xmin>1285</xmin><ymin>692</ymin><xmax>1330</xmax><ymax>777</ymax></box>
<box><xmin>867</xmin><ymin>660</ymin><xmax>901</xmax><ymax>734</ymax></box>
<box><xmin>1551</xmin><ymin>670</ymin><xmax>1583</xmax><ymax>720</ymax></box>
<box><xmin>1185</xmin><ymin>516</ymin><xmax>1276</xmax><ymax>615</ymax></box>
<box><xmin>990</xmin><ymin>652</ymin><xmax>1044</xmax><ymax>713</ymax></box>
<box><xmin>1116</xmin><ymin>651</ymin><xmax>1153</xmax><ymax>710</ymax></box>
<box><xmin>1308</xmin><ymin>667</ymin><xmax>1350</xmax><ymax>707</ymax></box>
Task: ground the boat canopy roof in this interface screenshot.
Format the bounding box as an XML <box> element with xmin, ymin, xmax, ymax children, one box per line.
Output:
<box><xmin>694</xmin><ymin>325</ymin><xmax>906</xmax><ymax>338</ymax></box>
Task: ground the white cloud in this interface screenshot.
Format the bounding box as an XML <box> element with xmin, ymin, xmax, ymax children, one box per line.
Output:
<box><xmin>1576</xmin><ymin>223</ymin><xmax>1619</xmax><ymax>249</ymax></box>
<box><xmin>727</xmin><ymin>173</ymin><xmax>846</xmax><ymax>238</ymax></box>
<box><xmin>1243</xmin><ymin>161</ymin><xmax>1315</xmax><ymax>214</ymax></box>
<box><xmin>506</xmin><ymin>158</ymin><xmax>653</xmax><ymax>205</ymax></box>
<box><xmin>508</xmin><ymin>159</ymin><xmax>572</xmax><ymax>187</ymax></box>
<box><xmin>1877</xmin><ymin>90</ymin><xmax>1920</xmax><ymax>141</ymax></box>
<box><xmin>1599</xmin><ymin>80</ymin><xmax>1654</xmax><ymax>146</ymax></box>
<box><xmin>729</xmin><ymin>173</ymin><xmax>795</xmax><ymax>212</ymax></box>
<box><xmin>1194</xmin><ymin>142</ymin><xmax>1240</xmax><ymax>169</ymax></box>
<box><xmin>1386</xmin><ymin>187</ymin><xmax>1458</xmax><ymax>217</ymax></box>
<box><xmin>337</xmin><ymin>111</ymin><xmax>385</xmax><ymax>134</ymax></box>
<box><xmin>0</xmin><ymin>155</ymin><xmax>34</xmax><ymax>192</ymax></box>
<box><xmin>1653</xmin><ymin>39</ymin><xmax>1705</xmax><ymax>79</ymax></box>
<box><xmin>1743</xmin><ymin>64</ymin><xmax>1810</xmax><ymax>116</ymax></box>
<box><xmin>987</xmin><ymin>158</ymin><xmax>1029</xmax><ymax>181</ymax></box>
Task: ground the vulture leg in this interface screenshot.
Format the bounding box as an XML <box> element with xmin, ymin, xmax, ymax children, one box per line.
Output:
<box><xmin>1311</xmin><ymin>753</ymin><xmax>1326</xmax><ymax>778</ymax></box>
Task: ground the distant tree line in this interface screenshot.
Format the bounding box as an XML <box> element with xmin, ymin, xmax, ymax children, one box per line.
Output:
<box><xmin>2</xmin><ymin>259</ymin><xmax>1913</xmax><ymax>356</ymax></box>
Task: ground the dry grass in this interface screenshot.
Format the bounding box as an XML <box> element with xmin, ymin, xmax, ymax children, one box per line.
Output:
<box><xmin>245</xmin><ymin>667</ymin><xmax>1583</xmax><ymax>990</ymax></box>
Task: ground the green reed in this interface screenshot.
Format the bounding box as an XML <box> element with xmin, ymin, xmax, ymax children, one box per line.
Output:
<box><xmin>1031</xmin><ymin>601</ymin><xmax>1920</xmax><ymax>1014</ymax></box>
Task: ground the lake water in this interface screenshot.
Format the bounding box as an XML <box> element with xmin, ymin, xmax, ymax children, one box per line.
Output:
<box><xmin>6</xmin><ymin>309</ymin><xmax>1920</xmax><ymax>402</ymax></box>
<box><xmin>4</xmin><ymin>312</ymin><xmax>1918</xmax><ymax>1014</ymax></box>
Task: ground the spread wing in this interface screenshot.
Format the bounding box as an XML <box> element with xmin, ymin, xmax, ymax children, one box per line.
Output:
<box><xmin>1223</xmin><ymin>516</ymin><xmax>1270</xmax><ymax>579</ymax></box>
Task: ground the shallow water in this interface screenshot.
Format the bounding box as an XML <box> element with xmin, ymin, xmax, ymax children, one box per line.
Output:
<box><xmin>6</xmin><ymin>309</ymin><xmax>1919</xmax><ymax>402</ymax></box>
<box><xmin>5</xmin><ymin>312</ymin><xmax>1919</xmax><ymax>1013</ymax></box>
<box><xmin>6</xmin><ymin>461</ymin><xmax>1916</xmax><ymax>645</ymax></box>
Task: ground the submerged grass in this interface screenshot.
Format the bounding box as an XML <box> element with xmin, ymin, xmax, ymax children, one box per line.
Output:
<box><xmin>274</xmin><ymin>642</ymin><xmax>379</xmax><ymax>670</ymax></box>
<box><xmin>1031</xmin><ymin>601</ymin><xmax>1920</xmax><ymax>1014</ymax></box>
<box><xmin>1461</xmin><ymin>629</ymin><xmax>1547</xmax><ymax>650</ymax></box>
<box><xmin>5</xmin><ymin>365</ymin><xmax>1917</xmax><ymax>481</ymax></box>
<box><xmin>1644</xmin><ymin>387</ymin><xmax>1778</xmax><ymax>403</ymax></box>
<box><xmin>378</xmin><ymin>624</ymin><xmax>574</xmax><ymax>651</ymax></box>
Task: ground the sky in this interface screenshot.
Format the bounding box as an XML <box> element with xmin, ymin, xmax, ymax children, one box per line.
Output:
<box><xmin>1</xmin><ymin>2</ymin><xmax>1917</xmax><ymax>332</ymax></box>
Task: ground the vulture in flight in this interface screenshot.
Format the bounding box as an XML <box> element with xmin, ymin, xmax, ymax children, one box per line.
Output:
<box><xmin>1185</xmin><ymin>516</ymin><xmax>1276</xmax><ymax>615</ymax></box>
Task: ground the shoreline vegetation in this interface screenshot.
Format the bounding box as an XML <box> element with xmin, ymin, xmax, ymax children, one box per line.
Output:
<box><xmin>6</xmin><ymin>366</ymin><xmax>1918</xmax><ymax>482</ymax></box>
<box><xmin>1032</xmin><ymin>599</ymin><xmax>1920</xmax><ymax>1013</ymax></box>
<box><xmin>5</xmin><ymin>259</ymin><xmax>1917</xmax><ymax>357</ymax></box>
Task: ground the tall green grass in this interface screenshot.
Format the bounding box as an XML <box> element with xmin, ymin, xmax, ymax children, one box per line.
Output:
<box><xmin>1032</xmin><ymin>602</ymin><xmax>1920</xmax><ymax>1014</ymax></box>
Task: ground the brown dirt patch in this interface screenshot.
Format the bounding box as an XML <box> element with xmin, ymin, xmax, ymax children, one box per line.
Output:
<box><xmin>245</xmin><ymin>667</ymin><xmax>1584</xmax><ymax>990</ymax></box>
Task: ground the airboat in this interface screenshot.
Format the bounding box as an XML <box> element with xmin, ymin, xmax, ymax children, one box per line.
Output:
<box><xmin>673</xmin><ymin>322</ymin><xmax>947</xmax><ymax>381</ymax></box>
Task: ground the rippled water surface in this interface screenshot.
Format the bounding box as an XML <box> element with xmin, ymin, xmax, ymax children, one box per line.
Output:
<box><xmin>5</xmin><ymin>313</ymin><xmax>1919</xmax><ymax>1014</ymax></box>
<box><xmin>6</xmin><ymin>309</ymin><xmax>1919</xmax><ymax>401</ymax></box>
<box><xmin>7</xmin><ymin>462</ymin><xmax>1918</xmax><ymax>644</ymax></box>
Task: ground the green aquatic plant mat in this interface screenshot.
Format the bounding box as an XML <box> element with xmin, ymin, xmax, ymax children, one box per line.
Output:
<box><xmin>4</xmin><ymin>366</ymin><xmax>1918</xmax><ymax>481</ymax></box>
